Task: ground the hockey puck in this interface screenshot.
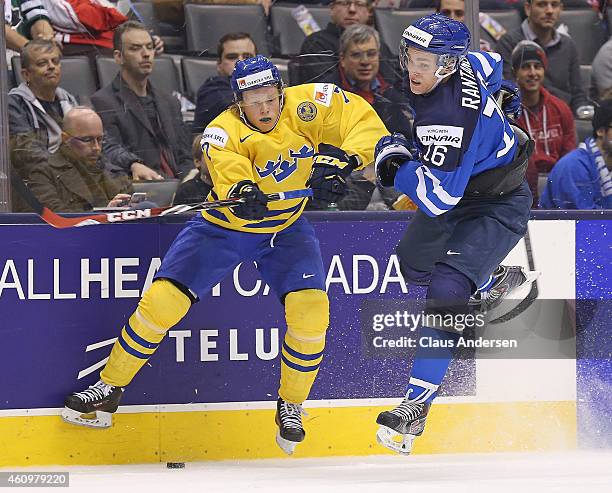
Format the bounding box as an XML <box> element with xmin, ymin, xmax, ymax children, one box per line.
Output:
<box><xmin>166</xmin><ymin>462</ymin><xmax>185</xmax><ymax>469</ymax></box>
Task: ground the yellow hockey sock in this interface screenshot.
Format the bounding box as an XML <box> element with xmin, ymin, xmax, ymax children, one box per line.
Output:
<box><xmin>279</xmin><ymin>289</ymin><xmax>329</xmax><ymax>403</ymax></box>
<box><xmin>101</xmin><ymin>279</ymin><xmax>191</xmax><ymax>387</ymax></box>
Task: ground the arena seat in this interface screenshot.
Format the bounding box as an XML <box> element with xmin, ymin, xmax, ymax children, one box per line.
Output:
<box><xmin>185</xmin><ymin>4</ymin><xmax>270</xmax><ymax>56</ymax></box>
<box><xmin>181</xmin><ymin>57</ymin><xmax>219</xmax><ymax>101</ymax></box>
<box><xmin>270</xmin><ymin>3</ymin><xmax>332</xmax><ymax>57</ymax></box>
<box><xmin>373</xmin><ymin>9</ymin><xmax>432</xmax><ymax>56</ymax></box>
<box><xmin>574</xmin><ymin>118</ymin><xmax>592</xmax><ymax>143</ymax></box>
<box><xmin>579</xmin><ymin>64</ymin><xmax>592</xmax><ymax>95</ymax></box>
<box><xmin>558</xmin><ymin>10</ymin><xmax>608</xmax><ymax>65</ymax></box>
<box><xmin>128</xmin><ymin>2</ymin><xmax>185</xmax><ymax>53</ymax></box>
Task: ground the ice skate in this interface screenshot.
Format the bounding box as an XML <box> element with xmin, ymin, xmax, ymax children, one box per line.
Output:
<box><xmin>61</xmin><ymin>379</ymin><xmax>123</xmax><ymax>428</ymax></box>
<box><xmin>469</xmin><ymin>265</ymin><xmax>540</xmax><ymax>313</ymax></box>
<box><xmin>275</xmin><ymin>398</ymin><xmax>306</xmax><ymax>455</ymax></box>
<box><xmin>376</xmin><ymin>400</ymin><xmax>431</xmax><ymax>455</ymax></box>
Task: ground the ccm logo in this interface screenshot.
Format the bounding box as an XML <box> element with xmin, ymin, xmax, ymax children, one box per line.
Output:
<box><xmin>106</xmin><ymin>209</ymin><xmax>152</xmax><ymax>222</ymax></box>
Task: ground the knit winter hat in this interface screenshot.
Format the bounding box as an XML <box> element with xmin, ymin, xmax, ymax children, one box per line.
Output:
<box><xmin>592</xmin><ymin>99</ymin><xmax>612</xmax><ymax>132</ymax></box>
<box><xmin>511</xmin><ymin>40</ymin><xmax>548</xmax><ymax>71</ymax></box>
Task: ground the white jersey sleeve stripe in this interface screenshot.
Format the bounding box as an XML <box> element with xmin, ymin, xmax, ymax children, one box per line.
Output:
<box><xmin>472</xmin><ymin>52</ymin><xmax>494</xmax><ymax>78</ymax></box>
<box><xmin>416</xmin><ymin>166</ymin><xmax>447</xmax><ymax>216</ymax></box>
<box><xmin>423</xmin><ymin>166</ymin><xmax>462</xmax><ymax>206</ymax></box>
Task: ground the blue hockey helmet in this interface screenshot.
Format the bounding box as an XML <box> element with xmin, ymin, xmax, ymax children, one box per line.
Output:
<box><xmin>230</xmin><ymin>55</ymin><xmax>283</xmax><ymax>101</ymax></box>
<box><xmin>400</xmin><ymin>13</ymin><xmax>470</xmax><ymax>58</ymax></box>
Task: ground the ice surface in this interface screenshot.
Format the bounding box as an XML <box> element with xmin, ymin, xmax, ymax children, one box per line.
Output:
<box><xmin>4</xmin><ymin>451</ymin><xmax>612</xmax><ymax>493</ymax></box>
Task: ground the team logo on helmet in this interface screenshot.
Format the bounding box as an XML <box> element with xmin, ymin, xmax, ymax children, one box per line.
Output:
<box><xmin>403</xmin><ymin>26</ymin><xmax>433</xmax><ymax>48</ymax></box>
<box><xmin>297</xmin><ymin>101</ymin><xmax>317</xmax><ymax>122</ymax></box>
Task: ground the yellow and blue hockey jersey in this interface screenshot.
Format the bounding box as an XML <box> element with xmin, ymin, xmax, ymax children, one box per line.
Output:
<box><xmin>200</xmin><ymin>83</ymin><xmax>388</xmax><ymax>234</ymax></box>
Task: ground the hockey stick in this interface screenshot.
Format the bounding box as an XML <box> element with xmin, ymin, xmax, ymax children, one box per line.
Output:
<box><xmin>11</xmin><ymin>173</ymin><xmax>312</xmax><ymax>228</ymax></box>
<box><xmin>489</xmin><ymin>227</ymin><xmax>539</xmax><ymax>324</ymax></box>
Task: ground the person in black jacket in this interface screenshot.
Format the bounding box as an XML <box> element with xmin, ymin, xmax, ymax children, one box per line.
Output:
<box><xmin>192</xmin><ymin>32</ymin><xmax>256</xmax><ymax>134</ymax></box>
<box><xmin>298</xmin><ymin>0</ymin><xmax>399</xmax><ymax>85</ymax></box>
<box><xmin>91</xmin><ymin>21</ymin><xmax>194</xmax><ymax>181</ymax></box>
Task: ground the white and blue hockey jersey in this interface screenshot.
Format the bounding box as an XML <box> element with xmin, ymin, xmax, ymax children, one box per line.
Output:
<box><xmin>395</xmin><ymin>51</ymin><xmax>518</xmax><ymax>217</ymax></box>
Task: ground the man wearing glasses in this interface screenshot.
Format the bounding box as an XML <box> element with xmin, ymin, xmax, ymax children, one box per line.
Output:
<box><xmin>28</xmin><ymin>107</ymin><xmax>133</xmax><ymax>212</ymax></box>
<box><xmin>299</xmin><ymin>0</ymin><xmax>398</xmax><ymax>85</ymax></box>
<box><xmin>337</xmin><ymin>24</ymin><xmax>412</xmax><ymax>138</ymax></box>
<box><xmin>193</xmin><ymin>32</ymin><xmax>257</xmax><ymax>133</ymax></box>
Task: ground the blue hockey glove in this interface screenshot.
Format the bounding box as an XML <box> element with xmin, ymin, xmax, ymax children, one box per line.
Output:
<box><xmin>374</xmin><ymin>133</ymin><xmax>413</xmax><ymax>187</ymax></box>
<box><xmin>307</xmin><ymin>144</ymin><xmax>360</xmax><ymax>204</ymax></box>
<box><xmin>498</xmin><ymin>80</ymin><xmax>522</xmax><ymax>120</ymax></box>
<box><xmin>229</xmin><ymin>180</ymin><xmax>268</xmax><ymax>220</ymax></box>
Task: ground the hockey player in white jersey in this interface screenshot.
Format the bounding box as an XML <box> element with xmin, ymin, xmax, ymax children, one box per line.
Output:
<box><xmin>373</xmin><ymin>13</ymin><xmax>538</xmax><ymax>454</ymax></box>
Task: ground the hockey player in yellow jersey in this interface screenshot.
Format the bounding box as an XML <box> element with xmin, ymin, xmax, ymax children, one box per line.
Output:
<box><xmin>62</xmin><ymin>55</ymin><xmax>388</xmax><ymax>455</ymax></box>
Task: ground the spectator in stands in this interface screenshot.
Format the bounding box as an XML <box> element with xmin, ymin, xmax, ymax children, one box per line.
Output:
<box><xmin>298</xmin><ymin>0</ymin><xmax>397</xmax><ymax>84</ymax></box>
<box><xmin>193</xmin><ymin>32</ymin><xmax>256</xmax><ymax>134</ymax></box>
<box><xmin>173</xmin><ymin>135</ymin><xmax>214</xmax><ymax>205</ymax></box>
<box><xmin>8</xmin><ymin>40</ymin><xmax>77</xmax><ymax>187</ymax></box>
<box><xmin>496</xmin><ymin>0</ymin><xmax>592</xmax><ymax>117</ymax></box>
<box><xmin>10</xmin><ymin>0</ymin><xmax>55</xmax><ymax>46</ymax></box>
<box><xmin>592</xmin><ymin>38</ymin><xmax>612</xmax><ymax>101</ymax></box>
<box><xmin>5</xmin><ymin>0</ymin><xmax>54</xmax><ymax>51</ymax></box>
<box><xmin>335</xmin><ymin>24</ymin><xmax>412</xmax><ymax>137</ymax></box>
<box><xmin>91</xmin><ymin>21</ymin><xmax>194</xmax><ymax>181</ymax></box>
<box><xmin>434</xmin><ymin>0</ymin><xmax>495</xmax><ymax>51</ymax></box>
<box><xmin>512</xmin><ymin>40</ymin><xmax>576</xmax><ymax>205</ymax></box>
<box><xmin>28</xmin><ymin>107</ymin><xmax>133</xmax><ymax>212</ymax></box>
<box><xmin>540</xmin><ymin>98</ymin><xmax>612</xmax><ymax>209</ymax></box>
<box><xmin>16</xmin><ymin>1</ymin><xmax>164</xmax><ymax>70</ymax></box>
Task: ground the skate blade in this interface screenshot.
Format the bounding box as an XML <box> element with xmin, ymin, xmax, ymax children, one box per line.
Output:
<box><xmin>61</xmin><ymin>407</ymin><xmax>112</xmax><ymax>429</ymax></box>
<box><xmin>375</xmin><ymin>426</ymin><xmax>415</xmax><ymax>455</ymax></box>
<box><xmin>275</xmin><ymin>431</ymin><xmax>299</xmax><ymax>456</ymax></box>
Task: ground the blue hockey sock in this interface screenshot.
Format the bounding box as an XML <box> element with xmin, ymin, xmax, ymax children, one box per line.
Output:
<box><xmin>405</xmin><ymin>325</ymin><xmax>459</xmax><ymax>403</ymax></box>
<box><xmin>405</xmin><ymin>263</ymin><xmax>473</xmax><ymax>403</ymax></box>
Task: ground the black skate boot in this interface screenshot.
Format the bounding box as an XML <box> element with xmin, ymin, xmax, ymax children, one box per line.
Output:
<box><xmin>275</xmin><ymin>398</ymin><xmax>306</xmax><ymax>455</ymax></box>
<box><xmin>61</xmin><ymin>379</ymin><xmax>123</xmax><ymax>428</ymax></box>
<box><xmin>469</xmin><ymin>265</ymin><xmax>539</xmax><ymax>313</ymax></box>
<box><xmin>376</xmin><ymin>400</ymin><xmax>431</xmax><ymax>455</ymax></box>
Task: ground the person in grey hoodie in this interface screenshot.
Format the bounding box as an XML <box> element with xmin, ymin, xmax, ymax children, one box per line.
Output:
<box><xmin>592</xmin><ymin>38</ymin><xmax>612</xmax><ymax>101</ymax></box>
<box><xmin>496</xmin><ymin>0</ymin><xmax>592</xmax><ymax>117</ymax></box>
<box><xmin>8</xmin><ymin>39</ymin><xmax>139</xmax><ymax>211</ymax></box>
<box><xmin>8</xmin><ymin>39</ymin><xmax>76</xmax><ymax>185</ymax></box>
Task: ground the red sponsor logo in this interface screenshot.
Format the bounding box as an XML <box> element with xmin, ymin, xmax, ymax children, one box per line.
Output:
<box><xmin>315</xmin><ymin>91</ymin><xmax>326</xmax><ymax>102</ymax></box>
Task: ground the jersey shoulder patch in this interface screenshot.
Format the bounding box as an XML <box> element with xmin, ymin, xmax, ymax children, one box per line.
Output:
<box><xmin>201</xmin><ymin>126</ymin><xmax>229</xmax><ymax>148</ymax></box>
<box><xmin>313</xmin><ymin>82</ymin><xmax>335</xmax><ymax>107</ymax></box>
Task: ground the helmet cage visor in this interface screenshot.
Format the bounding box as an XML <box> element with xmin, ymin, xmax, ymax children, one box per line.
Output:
<box><xmin>399</xmin><ymin>39</ymin><xmax>460</xmax><ymax>79</ymax></box>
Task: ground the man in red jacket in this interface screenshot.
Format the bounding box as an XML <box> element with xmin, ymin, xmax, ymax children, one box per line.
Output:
<box><xmin>513</xmin><ymin>40</ymin><xmax>576</xmax><ymax>205</ymax></box>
